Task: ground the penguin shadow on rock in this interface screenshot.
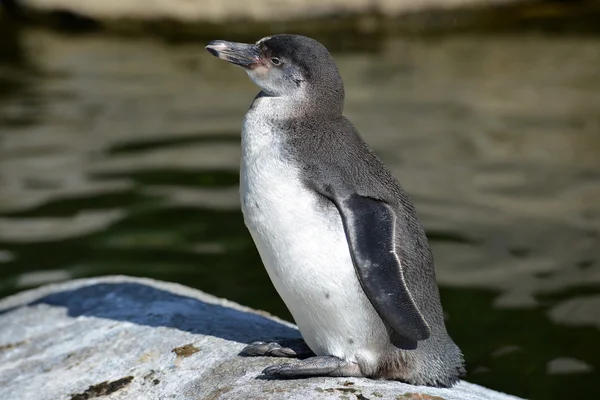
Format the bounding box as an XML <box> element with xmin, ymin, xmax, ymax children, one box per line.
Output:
<box><xmin>19</xmin><ymin>282</ymin><xmax>300</xmax><ymax>345</ymax></box>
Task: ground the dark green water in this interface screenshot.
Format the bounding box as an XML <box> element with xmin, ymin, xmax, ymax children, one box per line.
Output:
<box><xmin>1</xmin><ymin>23</ymin><xmax>599</xmax><ymax>399</ymax></box>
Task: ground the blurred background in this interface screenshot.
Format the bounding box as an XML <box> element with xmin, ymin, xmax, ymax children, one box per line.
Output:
<box><xmin>0</xmin><ymin>0</ymin><xmax>599</xmax><ymax>399</ymax></box>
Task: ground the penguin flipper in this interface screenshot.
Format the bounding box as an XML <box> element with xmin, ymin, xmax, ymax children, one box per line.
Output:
<box><xmin>333</xmin><ymin>193</ymin><xmax>431</xmax><ymax>342</ymax></box>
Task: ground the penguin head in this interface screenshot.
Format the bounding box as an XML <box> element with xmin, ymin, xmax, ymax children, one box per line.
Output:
<box><xmin>206</xmin><ymin>34</ymin><xmax>344</xmax><ymax>110</ymax></box>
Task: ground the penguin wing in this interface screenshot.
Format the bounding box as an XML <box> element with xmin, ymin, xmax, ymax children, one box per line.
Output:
<box><xmin>332</xmin><ymin>193</ymin><xmax>431</xmax><ymax>342</ymax></box>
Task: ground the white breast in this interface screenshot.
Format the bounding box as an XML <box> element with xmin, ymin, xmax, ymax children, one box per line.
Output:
<box><xmin>239</xmin><ymin>97</ymin><xmax>388</xmax><ymax>369</ymax></box>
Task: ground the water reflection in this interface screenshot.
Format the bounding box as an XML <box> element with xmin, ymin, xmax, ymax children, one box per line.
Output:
<box><xmin>443</xmin><ymin>286</ymin><xmax>600</xmax><ymax>399</ymax></box>
<box><xmin>0</xmin><ymin>26</ymin><xmax>599</xmax><ymax>399</ymax></box>
<box><xmin>0</xmin><ymin>21</ymin><xmax>43</xmax><ymax>127</ymax></box>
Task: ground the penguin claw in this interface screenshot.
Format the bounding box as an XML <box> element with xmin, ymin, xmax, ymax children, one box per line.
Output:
<box><xmin>262</xmin><ymin>363</ymin><xmax>294</xmax><ymax>376</ymax></box>
<box><xmin>268</xmin><ymin>346</ymin><xmax>298</xmax><ymax>357</ymax></box>
<box><xmin>240</xmin><ymin>342</ymin><xmax>297</xmax><ymax>358</ymax></box>
<box><xmin>261</xmin><ymin>356</ymin><xmax>363</xmax><ymax>378</ymax></box>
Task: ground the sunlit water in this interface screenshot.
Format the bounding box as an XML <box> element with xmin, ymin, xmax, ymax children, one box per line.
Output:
<box><xmin>1</xmin><ymin>26</ymin><xmax>599</xmax><ymax>399</ymax></box>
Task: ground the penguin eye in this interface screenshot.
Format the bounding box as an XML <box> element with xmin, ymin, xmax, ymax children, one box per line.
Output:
<box><xmin>270</xmin><ymin>57</ymin><xmax>281</xmax><ymax>66</ymax></box>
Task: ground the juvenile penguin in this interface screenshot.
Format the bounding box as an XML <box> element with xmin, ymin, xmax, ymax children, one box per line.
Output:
<box><xmin>205</xmin><ymin>34</ymin><xmax>465</xmax><ymax>387</ymax></box>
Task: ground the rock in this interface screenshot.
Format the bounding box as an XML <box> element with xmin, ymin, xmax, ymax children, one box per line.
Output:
<box><xmin>13</xmin><ymin>0</ymin><xmax>523</xmax><ymax>22</ymax></box>
<box><xmin>0</xmin><ymin>276</ymin><xmax>524</xmax><ymax>400</ymax></box>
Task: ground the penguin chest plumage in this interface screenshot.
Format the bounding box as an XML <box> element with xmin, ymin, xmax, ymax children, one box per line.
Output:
<box><xmin>240</xmin><ymin>103</ymin><xmax>388</xmax><ymax>367</ymax></box>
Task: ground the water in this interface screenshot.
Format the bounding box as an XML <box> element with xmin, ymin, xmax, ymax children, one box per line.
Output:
<box><xmin>1</xmin><ymin>25</ymin><xmax>599</xmax><ymax>399</ymax></box>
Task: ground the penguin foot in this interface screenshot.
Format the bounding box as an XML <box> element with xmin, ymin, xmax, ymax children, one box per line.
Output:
<box><xmin>240</xmin><ymin>341</ymin><xmax>299</xmax><ymax>358</ymax></box>
<box><xmin>262</xmin><ymin>356</ymin><xmax>363</xmax><ymax>378</ymax></box>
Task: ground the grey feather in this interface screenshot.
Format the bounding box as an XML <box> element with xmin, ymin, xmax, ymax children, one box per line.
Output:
<box><xmin>331</xmin><ymin>193</ymin><xmax>431</xmax><ymax>342</ymax></box>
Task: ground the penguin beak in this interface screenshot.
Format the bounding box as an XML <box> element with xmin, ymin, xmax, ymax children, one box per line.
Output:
<box><xmin>205</xmin><ymin>40</ymin><xmax>263</xmax><ymax>69</ymax></box>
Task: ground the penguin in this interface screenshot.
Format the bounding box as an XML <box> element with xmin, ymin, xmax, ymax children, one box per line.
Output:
<box><xmin>205</xmin><ymin>34</ymin><xmax>465</xmax><ymax>388</ymax></box>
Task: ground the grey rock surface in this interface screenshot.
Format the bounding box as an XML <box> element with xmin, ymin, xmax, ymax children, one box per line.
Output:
<box><xmin>0</xmin><ymin>276</ymin><xmax>523</xmax><ymax>400</ymax></box>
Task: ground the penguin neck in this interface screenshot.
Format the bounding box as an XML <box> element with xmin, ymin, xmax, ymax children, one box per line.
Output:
<box><xmin>250</xmin><ymin>89</ymin><xmax>344</xmax><ymax>120</ymax></box>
